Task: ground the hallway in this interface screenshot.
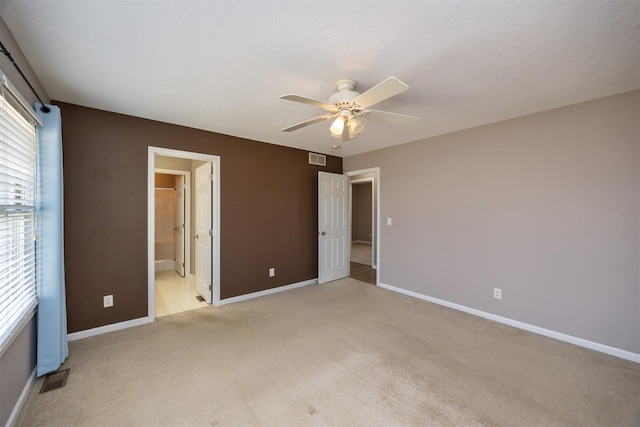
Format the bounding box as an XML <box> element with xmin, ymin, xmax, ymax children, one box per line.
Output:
<box><xmin>350</xmin><ymin>242</ymin><xmax>376</xmax><ymax>285</ymax></box>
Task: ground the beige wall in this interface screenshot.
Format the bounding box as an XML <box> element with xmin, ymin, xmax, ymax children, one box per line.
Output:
<box><xmin>0</xmin><ymin>316</ymin><xmax>36</xmax><ymax>426</ymax></box>
<box><xmin>344</xmin><ymin>91</ymin><xmax>640</xmax><ymax>354</ymax></box>
<box><xmin>0</xmin><ymin>17</ymin><xmax>47</xmax><ymax>426</ymax></box>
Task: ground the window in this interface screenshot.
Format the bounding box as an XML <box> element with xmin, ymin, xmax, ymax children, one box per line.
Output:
<box><xmin>0</xmin><ymin>75</ymin><xmax>40</xmax><ymax>351</ymax></box>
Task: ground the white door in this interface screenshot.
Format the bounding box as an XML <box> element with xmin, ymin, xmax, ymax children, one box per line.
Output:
<box><xmin>195</xmin><ymin>163</ymin><xmax>212</xmax><ymax>303</ymax></box>
<box><xmin>175</xmin><ymin>175</ymin><xmax>186</xmax><ymax>277</ymax></box>
<box><xmin>318</xmin><ymin>171</ymin><xmax>349</xmax><ymax>284</ymax></box>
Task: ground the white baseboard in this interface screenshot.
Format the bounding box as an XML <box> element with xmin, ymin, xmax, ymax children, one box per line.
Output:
<box><xmin>154</xmin><ymin>259</ymin><xmax>176</xmax><ymax>272</ymax></box>
<box><xmin>67</xmin><ymin>316</ymin><xmax>153</xmax><ymax>342</ymax></box>
<box><xmin>66</xmin><ymin>279</ymin><xmax>317</xmax><ymax>339</ymax></box>
<box><xmin>218</xmin><ymin>279</ymin><xmax>317</xmax><ymax>306</ymax></box>
<box><xmin>379</xmin><ymin>282</ymin><xmax>640</xmax><ymax>364</ymax></box>
<box><xmin>6</xmin><ymin>367</ymin><xmax>36</xmax><ymax>427</ymax></box>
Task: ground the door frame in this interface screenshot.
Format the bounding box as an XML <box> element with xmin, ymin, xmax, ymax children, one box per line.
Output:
<box><xmin>148</xmin><ymin>147</ymin><xmax>221</xmax><ymax>320</ymax></box>
<box><xmin>154</xmin><ymin>168</ymin><xmax>191</xmax><ymax>277</ymax></box>
<box><xmin>345</xmin><ymin>167</ymin><xmax>380</xmax><ymax>285</ymax></box>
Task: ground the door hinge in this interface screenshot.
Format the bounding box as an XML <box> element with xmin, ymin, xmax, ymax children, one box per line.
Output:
<box><xmin>209</xmin><ymin>174</ymin><xmax>214</xmax><ymax>181</ymax></box>
<box><xmin>209</xmin><ymin>284</ymin><xmax>212</xmax><ymax>291</ymax></box>
<box><xmin>209</xmin><ymin>229</ymin><xmax>213</xmax><ymax>236</ymax></box>
<box><xmin>182</xmin><ymin>262</ymin><xmax>185</xmax><ymax>267</ymax></box>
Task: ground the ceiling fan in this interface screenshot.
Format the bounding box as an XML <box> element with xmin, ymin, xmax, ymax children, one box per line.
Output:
<box><xmin>280</xmin><ymin>77</ymin><xmax>419</xmax><ymax>141</ymax></box>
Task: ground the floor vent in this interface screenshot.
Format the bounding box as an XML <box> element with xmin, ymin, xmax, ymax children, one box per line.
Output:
<box><xmin>40</xmin><ymin>369</ymin><xmax>70</xmax><ymax>394</ymax></box>
<box><xmin>195</xmin><ymin>295</ymin><xmax>205</xmax><ymax>302</ymax></box>
<box><xmin>309</xmin><ymin>152</ymin><xmax>326</xmax><ymax>166</ymax></box>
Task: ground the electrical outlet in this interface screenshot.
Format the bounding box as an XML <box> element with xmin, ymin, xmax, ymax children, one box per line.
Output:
<box><xmin>493</xmin><ymin>288</ymin><xmax>502</xmax><ymax>300</ymax></box>
<box><xmin>269</xmin><ymin>268</ymin><xmax>275</xmax><ymax>277</ymax></box>
<box><xmin>103</xmin><ymin>295</ymin><xmax>114</xmax><ymax>308</ymax></box>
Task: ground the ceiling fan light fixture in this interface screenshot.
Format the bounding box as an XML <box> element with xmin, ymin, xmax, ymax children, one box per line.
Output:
<box><xmin>348</xmin><ymin>116</ymin><xmax>364</xmax><ymax>135</ymax></box>
<box><xmin>329</xmin><ymin>116</ymin><xmax>345</xmax><ymax>136</ymax></box>
<box><xmin>330</xmin><ymin>110</ymin><xmax>352</xmax><ymax>136</ymax></box>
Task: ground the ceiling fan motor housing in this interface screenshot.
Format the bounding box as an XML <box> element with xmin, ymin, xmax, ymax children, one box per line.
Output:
<box><xmin>329</xmin><ymin>79</ymin><xmax>361</xmax><ymax>108</ymax></box>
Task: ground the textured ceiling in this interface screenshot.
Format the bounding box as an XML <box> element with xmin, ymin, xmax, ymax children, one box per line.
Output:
<box><xmin>1</xmin><ymin>1</ymin><xmax>638</xmax><ymax>157</ymax></box>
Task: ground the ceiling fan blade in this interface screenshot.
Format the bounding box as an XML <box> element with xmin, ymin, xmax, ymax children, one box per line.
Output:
<box><xmin>280</xmin><ymin>94</ymin><xmax>338</xmax><ymax>111</ymax></box>
<box><xmin>362</xmin><ymin>109</ymin><xmax>419</xmax><ymax>126</ymax></box>
<box><xmin>281</xmin><ymin>114</ymin><xmax>336</xmax><ymax>132</ymax></box>
<box><xmin>351</xmin><ymin>77</ymin><xmax>409</xmax><ymax>108</ymax></box>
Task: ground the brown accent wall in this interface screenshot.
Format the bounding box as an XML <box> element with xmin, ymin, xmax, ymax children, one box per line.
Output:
<box><xmin>57</xmin><ymin>102</ymin><xmax>342</xmax><ymax>333</ymax></box>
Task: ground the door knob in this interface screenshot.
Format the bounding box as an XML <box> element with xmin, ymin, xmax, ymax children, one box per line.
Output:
<box><xmin>320</xmin><ymin>231</ymin><xmax>326</xmax><ymax>236</ymax></box>
<box><xmin>193</xmin><ymin>234</ymin><xmax>199</xmax><ymax>239</ymax></box>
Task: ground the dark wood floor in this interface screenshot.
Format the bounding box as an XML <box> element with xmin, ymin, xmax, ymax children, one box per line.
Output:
<box><xmin>350</xmin><ymin>262</ymin><xmax>376</xmax><ymax>285</ymax></box>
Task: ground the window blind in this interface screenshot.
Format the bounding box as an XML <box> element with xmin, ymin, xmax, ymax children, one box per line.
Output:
<box><xmin>0</xmin><ymin>76</ymin><xmax>39</xmax><ymax>351</ymax></box>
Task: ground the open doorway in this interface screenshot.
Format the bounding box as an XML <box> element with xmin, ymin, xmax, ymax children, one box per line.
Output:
<box><xmin>148</xmin><ymin>147</ymin><xmax>220</xmax><ymax>319</ymax></box>
<box><xmin>347</xmin><ymin>168</ymin><xmax>380</xmax><ymax>285</ymax></box>
<box><xmin>350</xmin><ymin>179</ymin><xmax>375</xmax><ymax>285</ymax></box>
<box><xmin>153</xmin><ymin>168</ymin><xmax>205</xmax><ymax>316</ymax></box>
<box><xmin>154</xmin><ymin>170</ymin><xmax>188</xmax><ymax>276</ymax></box>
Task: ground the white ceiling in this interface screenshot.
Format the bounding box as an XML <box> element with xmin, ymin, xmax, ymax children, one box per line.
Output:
<box><xmin>1</xmin><ymin>1</ymin><xmax>638</xmax><ymax>157</ymax></box>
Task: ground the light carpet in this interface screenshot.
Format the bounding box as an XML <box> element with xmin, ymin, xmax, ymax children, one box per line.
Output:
<box><xmin>17</xmin><ymin>278</ymin><xmax>639</xmax><ymax>426</ymax></box>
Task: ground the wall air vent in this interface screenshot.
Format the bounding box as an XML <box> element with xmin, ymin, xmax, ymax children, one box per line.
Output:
<box><xmin>309</xmin><ymin>152</ymin><xmax>326</xmax><ymax>166</ymax></box>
